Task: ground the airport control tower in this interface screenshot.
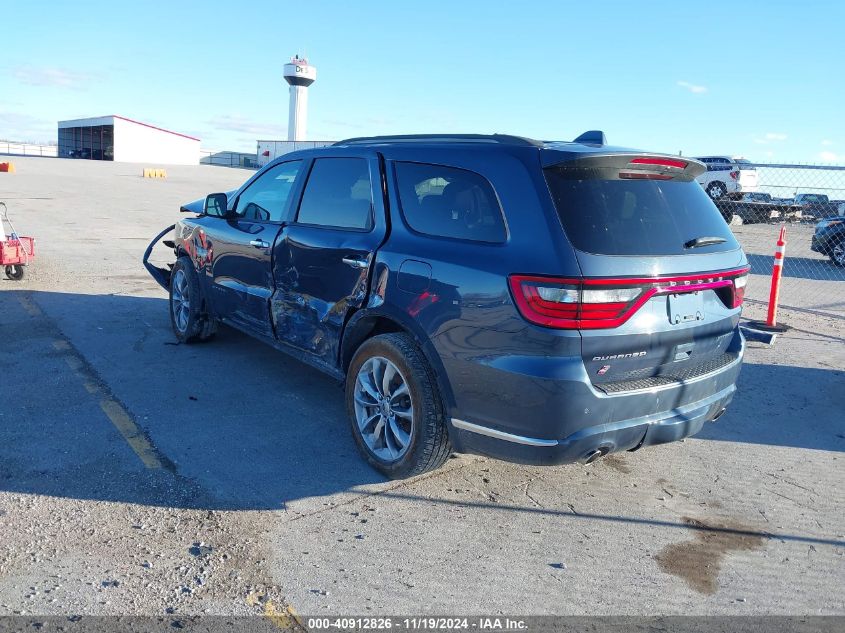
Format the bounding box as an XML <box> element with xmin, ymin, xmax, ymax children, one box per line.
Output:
<box><xmin>283</xmin><ymin>55</ymin><xmax>317</xmax><ymax>141</ymax></box>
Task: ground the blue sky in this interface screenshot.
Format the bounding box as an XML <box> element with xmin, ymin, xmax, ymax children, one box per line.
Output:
<box><xmin>2</xmin><ymin>0</ymin><xmax>842</xmax><ymax>163</ymax></box>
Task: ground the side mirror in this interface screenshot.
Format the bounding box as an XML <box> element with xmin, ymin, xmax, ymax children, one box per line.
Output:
<box><xmin>204</xmin><ymin>193</ymin><xmax>229</xmax><ymax>217</ymax></box>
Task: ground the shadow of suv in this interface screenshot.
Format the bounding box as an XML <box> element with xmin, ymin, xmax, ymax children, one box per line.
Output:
<box><xmin>144</xmin><ymin>132</ymin><xmax>749</xmax><ymax>478</ymax></box>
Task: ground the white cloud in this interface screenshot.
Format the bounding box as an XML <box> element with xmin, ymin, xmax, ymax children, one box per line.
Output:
<box><xmin>206</xmin><ymin>114</ymin><xmax>286</xmax><ymax>137</ymax></box>
<box><xmin>753</xmin><ymin>132</ymin><xmax>788</xmax><ymax>145</ymax></box>
<box><xmin>0</xmin><ymin>111</ymin><xmax>55</xmax><ymax>143</ymax></box>
<box><xmin>12</xmin><ymin>65</ymin><xmax>96</xmax><ymax>89</ymax></box>
<box><xmin>821</xmin><ymin>139</ymin><xmax>834</xmax><ymax>146</ymax></box>
<box><xmin>819</xmin><ymin>150</ymin><xmax>839</xmax><ymax>162</ymax></box>
<box><xmin>676</xmin><ymin>81</ymin><xmax>707</xmax><ymax>94</ymax></box>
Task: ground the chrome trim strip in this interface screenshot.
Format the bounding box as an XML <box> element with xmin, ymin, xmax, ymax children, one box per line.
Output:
<box><xmin>450</xmin><ymin>418</ymin><xmax>558</xmax><ymax>447</ymax></box>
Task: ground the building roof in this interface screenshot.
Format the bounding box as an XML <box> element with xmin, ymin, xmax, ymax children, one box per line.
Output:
<box><xmin>57</xmin><ymin>115</ymin><xmax>200</xmax><ymax>142</ymax></box>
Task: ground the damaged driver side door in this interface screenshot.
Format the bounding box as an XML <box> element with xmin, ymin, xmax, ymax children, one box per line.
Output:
<box><xmin>205</xmin><ymin>160</ymin><xmax>304</xmax><ymax>338</ymax></box>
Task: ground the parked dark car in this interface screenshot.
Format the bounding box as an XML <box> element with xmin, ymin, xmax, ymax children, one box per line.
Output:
<box><xmin>811</xmin><ymin>214</ymin><xmax>845</xmax><ymax>266</ymax></box>
<box><xmin>144</xmin><ymin>133</ymin><xmax>749</xmax><ymax>478</ymax></box>
<box><xmin>794</xmin><ymin>193</ymin><xmax>839</xmax><ymax>219</ymax></box>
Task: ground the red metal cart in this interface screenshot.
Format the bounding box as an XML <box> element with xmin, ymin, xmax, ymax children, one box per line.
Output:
<box><xmin>0</xmin><ymin>202</ymin><xmax>35</xmax><ymax>281</ymax></box>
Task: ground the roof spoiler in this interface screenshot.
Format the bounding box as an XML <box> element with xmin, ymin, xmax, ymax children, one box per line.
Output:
<box><xmin>573</xmin><ymin>130</ymin><xmax>607</xmax><ymax>146</ymax></box>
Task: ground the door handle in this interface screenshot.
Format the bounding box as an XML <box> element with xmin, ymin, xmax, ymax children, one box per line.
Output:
<box><xmin>250</xmin><ymin>239</ymin><xmax>270</xmax><ymax>249</ymax></box>
<box><xmin>342</xmin><ymin>256</ymin><xmax>369</xmax><ymax>269</ymax></box>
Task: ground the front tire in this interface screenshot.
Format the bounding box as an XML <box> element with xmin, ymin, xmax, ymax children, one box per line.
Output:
<box><xmin>169</xmin><ymin>257</ymin><xmax>217</xmax><ymax>343</ymax></box>
<box><xmin>346</xmin><ymin>333</ymin><xmax>451</xmax><ymax>479</ymax></box>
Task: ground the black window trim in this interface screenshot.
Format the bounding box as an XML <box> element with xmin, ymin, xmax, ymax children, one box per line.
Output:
<box><xmin>290</xmin><ymin>156</ymin><xmax>376</xmax><ymax>233</ymax></box>
<box><xmin>232</xmin><ymin>158</ymin><xmax>304</xmax><ymax>224</ymax></box>
<box><xmin>391</xmin><ymin>159</ymin><xmax>510</xmax><ymax>245</ymax></box>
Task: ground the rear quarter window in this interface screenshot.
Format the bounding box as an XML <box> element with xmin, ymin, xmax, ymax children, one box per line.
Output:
<box><xmin>394</xmin><ymin>162</ymin><xmax>507</xmax><ymax>243</ymax></box>
<box><xmin>544</xmin><ymin>167</ymin><xmax>740</xmax><ymax>256</ymax></box>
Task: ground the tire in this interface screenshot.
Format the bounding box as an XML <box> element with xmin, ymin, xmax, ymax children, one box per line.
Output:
<box><xmin>4</xmin><ymin>265</ymin><xmax>24</xmax><ymax>280</ymax></box>
<box><xmin>831</xmin><ymin>240</ymin><xmax>845</xmax><ymax>267</ymax></box>
<box><xmin>346</xmin><ymin>333</ymin><xmax>451</xmax><ymax>479</ymax></box>
<box><xmin>169</xmin><ymin>256</ymin><xmax>217</xmax><ymax>343</ymax></box>
<box><xmin>706</xmin><ymin>182</ymin><xmax>727</xmax><ymax>200</ymax></box>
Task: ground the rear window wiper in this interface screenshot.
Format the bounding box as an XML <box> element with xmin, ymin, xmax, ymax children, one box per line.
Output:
<box><xmin>684</xmin><ymin>236</ymin><xmax>727</xmax><ymax>249</ymax></box>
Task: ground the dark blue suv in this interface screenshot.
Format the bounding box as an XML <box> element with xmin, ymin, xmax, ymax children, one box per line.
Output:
<box><xmin>144</xmin><ymin>133</ymin><xmax>749</xmax><ymax>478</ymax></box>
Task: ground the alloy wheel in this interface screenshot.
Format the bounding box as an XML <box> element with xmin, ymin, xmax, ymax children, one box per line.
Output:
<box><xmin>833</xmin><ymin>242</ymin><xmax>845</xmax><ymax>266</ymax></box>
<box><xmin>709</xmin><ymin>184</ymin><xmax>725</xmax><ymax>200</ymax></box>
<box><xmin>171</xmin><ymin>269</ymin><xmax>190</xmax><ymax>333</ymax></box>
<box><xmin>353</xmin><ymin>356</ymin><xmax>414</xmax><ymax>462</ymax></box>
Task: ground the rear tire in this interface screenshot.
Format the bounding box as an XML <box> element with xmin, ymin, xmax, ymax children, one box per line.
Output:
<box><xmin>706</xmin><ymin>182</ymin><xmax>727</xmax><ymax>200</ymax></box>
<box><xmin>831</xmin><ymin>240</ymin><xmax>845</xmax><ymax>267</ymax></box>
<box><xmin>346</xmin><ymin>333</ymin><xmax>451</xmax><ymax>479</ymax></box>
<box><xmin>169</xmin><ymin>257</ymin><xmax>217</xmax><ymax>343</ymax></box>
<box><xmin>4</xmin><ymin>265</ymin><xmax>24</xmax><ymax>280</ymax></box>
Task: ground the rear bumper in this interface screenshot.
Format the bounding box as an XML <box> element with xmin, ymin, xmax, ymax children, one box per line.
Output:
<box><xmin>451</xmin><ymin>378</ymin><xmax>736</xmax><ymax>465</ymax></box>
<box><xmin>446</xmin><ymin>331</ymin><xmax>744</xmax><ymax>466</ymax></box>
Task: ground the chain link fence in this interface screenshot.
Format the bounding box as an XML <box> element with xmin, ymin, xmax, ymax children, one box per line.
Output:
<box><xmin>0</xmin><ymin>141</ymin><xmax>58</xmax><ymax>158</ymax></box>
<box><xmin>710</xmin><ymin>163</ymin><xmax>845</xmax><ymax>320</ymax></box>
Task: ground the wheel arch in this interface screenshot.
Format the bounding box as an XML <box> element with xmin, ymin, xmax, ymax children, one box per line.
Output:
<box><xmin>340</xmin><ymin>307</ymin><xmax>457</xmax><ymax>411</ymax></box>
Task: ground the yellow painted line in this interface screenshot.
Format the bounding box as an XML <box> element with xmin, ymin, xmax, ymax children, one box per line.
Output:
<box><xmin>265</xmin><ymin>599</ymin><xmax>300</xmax><ymax>630</ymax></box>
<box><xmin>46</xmin><ymin>315</ymin><xmax>163</xmax><ymax>470</ymax></box>
<box><xmin>99</xmin><ymin>399</ymin><xmax>163</xmax><ymax>470</ymax></box>
<box><xmin>245</xmin><ymin>592</ymin><xmax>303</xmax><ymax>631</ymax></box>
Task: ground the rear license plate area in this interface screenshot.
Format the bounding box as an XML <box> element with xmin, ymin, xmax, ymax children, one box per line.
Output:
<box><xmin>668</xmin><ymin>291</ymin><xmax>704</xmax><ymax>325</ymax></box>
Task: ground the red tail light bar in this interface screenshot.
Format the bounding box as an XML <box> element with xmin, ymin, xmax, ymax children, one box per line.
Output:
<box><xmin>619</xmin><ymin>156</ymin><xmax>691</xmax><ymax>181</ymax></box>
<box><xmin>628</xmin><ymin>157</ymin><xmax>689</xmax><ymax>169</ymax></box>
<box><xmin>509</xmin><ymin>267</ymin><xmax>750</xmax><ymax>330</ymax></box>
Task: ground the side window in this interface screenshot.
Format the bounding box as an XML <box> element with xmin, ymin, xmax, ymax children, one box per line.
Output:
<box><xmin>394</xmin><ymin>162</ymin><xmax>507</xmax><ymax>243</ymax></box>
<box><xmin>235</xmin><ymin>160</ymin><xmax>302</xmax><ymax>222</ymax></box>
<box><xmin>296</xmin><ymin>158</ymin><xmax>373</xmax><ymax>229</ymax></box>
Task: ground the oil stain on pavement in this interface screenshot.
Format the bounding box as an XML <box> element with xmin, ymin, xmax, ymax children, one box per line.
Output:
<box><xmin>655</xmin><ymin>516</ymin><xmax>765</xmax><ymax>594</ymax></box>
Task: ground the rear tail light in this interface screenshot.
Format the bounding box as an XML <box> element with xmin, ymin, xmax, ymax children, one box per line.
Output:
<box><xmin>730</xmin><ymin>170</ymin><xmax>739</xmax><ymax>180</ymax></box>
<box><xmin>509</xmin><ymin>268</ymin><xmax>750</xmax><ymax>330</ymax></box>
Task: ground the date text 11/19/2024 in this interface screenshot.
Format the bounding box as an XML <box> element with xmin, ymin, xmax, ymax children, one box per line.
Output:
<box><xmin>307</xmin><ymin>617</ymin><xmax>528</xmax><ymax>631</ymax></box>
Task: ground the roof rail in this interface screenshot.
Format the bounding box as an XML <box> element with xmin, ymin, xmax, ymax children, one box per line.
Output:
<box><xmin>333</xmin><ymin>134</ymin><xmax>543</xmax><ymax>147</ymax></box>
<box><xmin>573</xmin><ymin>130</ymin><xmax>607</xmax><ymax>146</ymax></box>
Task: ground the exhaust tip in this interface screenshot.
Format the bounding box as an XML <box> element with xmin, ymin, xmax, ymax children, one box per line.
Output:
<box><xmin>711</xmin><ymin>408</ymin><xmax>727</xmax><ymax>422</ymax></box>
<box><xmin>584</xmin><ymin>447</ymin><xmax>610</xmax><ymax>464</ymax></box>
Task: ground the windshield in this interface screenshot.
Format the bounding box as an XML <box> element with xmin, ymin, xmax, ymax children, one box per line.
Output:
<box><xmin>544</xmin><ymin>167</ymin><xmax>739</xmax><ymax>256</ymax></box>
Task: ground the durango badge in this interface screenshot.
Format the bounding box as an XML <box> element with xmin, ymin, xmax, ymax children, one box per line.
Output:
<box><xmin>592</xmin><ymin>351</ymin><xmax>647</xmax><ymax>361</ymax></box>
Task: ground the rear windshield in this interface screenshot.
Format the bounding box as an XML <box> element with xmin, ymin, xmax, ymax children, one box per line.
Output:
<box><xmin>735</xmin><ymin>159</ymin><xmax>756</xmax><ymax>171</ymax></box>
<box><xmin>544</xmin><ymin>168</ymin><xmax>739</xmax><ymax>256</ymax></box>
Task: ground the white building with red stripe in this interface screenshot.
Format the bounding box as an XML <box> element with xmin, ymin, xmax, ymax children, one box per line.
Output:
<box><xmin>58</xmin><ymin>115</ymin><xmax>201</xmax><ymax>165</ymax></box>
